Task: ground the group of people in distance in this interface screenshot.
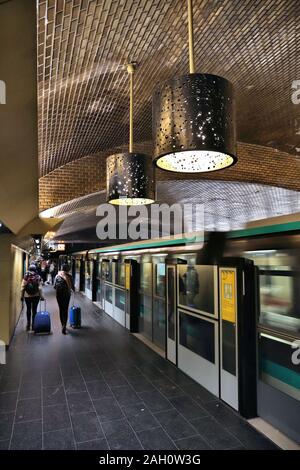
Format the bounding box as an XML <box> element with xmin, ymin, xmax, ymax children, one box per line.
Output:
<box><xmin>21</xmin><ymin>261</ymin><xmax>75</xmax><ymax>335</ymax></box>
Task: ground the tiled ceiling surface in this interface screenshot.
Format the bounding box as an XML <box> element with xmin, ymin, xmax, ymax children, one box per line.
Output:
<box><xmin>49</xmin><ymin>180</ymin><xmax>300</xmax><ymax>243</ymax></box>
<box><xmin>38</xmin><ymin>0</ymin><xmax>300</xmax><ymax>177</ymax></box>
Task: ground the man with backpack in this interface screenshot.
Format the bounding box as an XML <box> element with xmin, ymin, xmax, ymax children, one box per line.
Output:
<box><xmin>21</xmin><ymin>264</ymin><xmax>44</xmax><ymax>331</ymax></box>
<box><xmin>54</xmin><ymin>263</ymin><xmax>75</xmax><ymax>335</ymax></box>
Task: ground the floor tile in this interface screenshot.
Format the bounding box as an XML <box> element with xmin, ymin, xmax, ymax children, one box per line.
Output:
<box><xmin>15</xmin><ymin>397</ymin><xmax>42</xmax><ymax>423</ymax></box>
<box><xmin>122</xmin><ymin>403</ymin><xmax>159</xmax><ymax>432</ymax></box>
<box><xmin>64</xmin><ymin>376</ymin><xmax>86</xmax><ymax>394</ymax></box>
<box><xmin>0</xmin><ymin>412</ymin><xmax>14</xmax><ymax>441</ymax></box>
<box><xmin>202</xmin><ymin>401</ymin><xmax>245</xmax><ymax>428</ymax></box>
<box><xmin>180</xmin><ymin>382</ymin><xmax>217</xmax><ymax>404</ymax></box>
<box><xmin>0</xmin><ymin>439</ymin><xmax>9</xmax><ymax>450</ymax></box>
<box><xmin>126</xmin><ymin>375</ymin><xmax>155</xmax><ymax>393</ymax></box>
<box><xmin>80</xmin><ymin>367</ymin><xmax>103</xmax><ymax>382</ymax></box>
<box><xmin>67</xmin><ymin>391</ymin><xmax>94</xmax><ymax>415</ymax></box>
<box><xmin>103</xmin><ymin>371</ymin><xmax>128</xmax><ymax>387</ymax></box>
<box><xmin>112</xmin><ymin>385</ymin><xmax>139</xmax><ymax>406</ymax></box>
<box><xmin>154</xmin><ymin>409</ymin><xmax>197</xmax><ymax>440</ymax></box>
<box><xmin>138</xmin><ymin>390</ymin><xmax>173</xmax><ymax>413</ymax></box>
<box><xmin>175</xmin><ymin>435</ymin><xmax>212</xmax><ymax>450</ymax></box>
<box><xmin>42</xmin><ymin>372</ymin><xmax>62</xmax><ymax>388</ymax></box>
<box><xmin>137</xmin><ymin>426</ymin><xmax>177</xmax><ymax>450</ymax></box>
<box><xmin>19</xmin><ymin>379</ymin><xmax>41</xmax><ymax>400</ymax></box>
<box><xmin>77</xmin><ymin>438</ymin><xmax>109</xmax><ymax>450</ymax></box>
<box><xmin>86</xmin><ymin>380</ymin><xmax>112</xmax><ymax>399</ymax></box>
<box><xmin>153</xmin><ymin>378</ymin><xmax>182</xmax><ymax>398</ymax></box>
<box><xmin>169</xmin><ymin>395</ymin><xmax>208</xmax><ymax>420</ymax></box>
<box><xmin>61</xmin><ymin>365</ymin><xmax>81</xmax><ymax>379</ymax></box>
<box><xmin>0</xmin><ymin>392</ymin><xmax>18</xmax><ymax>413</ymax></box>
<box><xmin>93</xmin><ymin>397</ymin><xmax>124</xmax><ymax>422</ymax></box>
<box><xmin>118</xmin><ymin>366</ymin><xmax>141</xmax><ymax>378</ymax></box>
<box><xmin>43</xmin><ymin>404</ymin><xmax>71</xmax><ymax>432</ymax></box>
<box><xmin>0</xmin><ymin>376</ymin><xmax>20</xmax><ymax>393</ymax></box>
<box><xmin>10</xmin><ymin>420</ymin><xmax>42</xmax><ymax>450</ymax></box>
<box><xmin>102</xmin><ymin>419</ymin><xmax>142</xmax><ymax>450</ymax></box>
<box><xmin>191</xmin><ymin>416</ymin><xmax>242</xmax><ymax>450</ymax></box>
<box><xmin>43</xmin><ymin>385</ymin><xmax>66</xmax><ymax>407</ymax></box>
<box><xmin>71</xmin><ymin>412</ymin><xmax>104</xmax><ymax>443</ymax></box>
<box><xmin>43</xmin><ymin>428</ymin><xmax>75</xmax><ymax>450</ymax></box>
<box><xmin>138</xmin><ymin>365</ymin><xmax>166</xmax><ymax>381</ymax></box>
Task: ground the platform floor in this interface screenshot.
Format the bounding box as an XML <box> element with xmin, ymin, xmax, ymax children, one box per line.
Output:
<box><xmin>0</xmin><ymin>286</ymin><xmax>278</xmax><ymax>450</ymax></box>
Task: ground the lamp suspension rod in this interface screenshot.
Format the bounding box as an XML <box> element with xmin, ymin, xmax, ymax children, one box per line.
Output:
<box><xmin>127</xmin><ymin>63</ymin><xmax>135</xmax><ymax>153</ymax></box>
<box><xmin>187</xmin><ymin>0</ymin><xmax>195</xmax><ymax>74</ymax></box>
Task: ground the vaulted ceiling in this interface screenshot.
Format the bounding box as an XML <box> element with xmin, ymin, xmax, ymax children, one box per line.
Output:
<box><xmin>37</xmin><ymin>0</ymin><xmax>300</xmax><ymax>177</ymax></box>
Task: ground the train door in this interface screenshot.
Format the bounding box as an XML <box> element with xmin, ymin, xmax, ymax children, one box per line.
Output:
<box><xmin>153</xmin><ymin>263</ymin><xmax>166</xmax><ymax>351</ymax></box>
<box><xmin>139</xmin><ymin>262</ymin><xmax>153</xmax><ymax>341</ymax></box>
<box><xmin>114</xmin><ymin>261</ymin><xmax>126</xmax><ymax>327</ymax></box>
<box><xmin>177</xmin><ymin>264</ymin><xmax>219</xmax><ymax>396</ymax></box>
<box><xmin>124</xmin><ymin>260</ymin><xmax>139</xmax><ymax>332</ymax></box>
<box><xmin>84</xmin><ymin>258</ymin><xmax>93</xmax><ymax>300</ymax></box>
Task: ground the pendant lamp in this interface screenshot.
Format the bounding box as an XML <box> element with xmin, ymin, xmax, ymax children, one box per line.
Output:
<box><xmin>107</xmin><ymin>63</ymin><xmax>155</xmax><ymax>205</ymax></box>
<box><xmin>152</xmin><ymin>0</ymin><xmax>236</xmax><ymax>173</ymax></box>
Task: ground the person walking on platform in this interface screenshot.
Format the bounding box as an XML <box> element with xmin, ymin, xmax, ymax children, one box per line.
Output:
<box><xmin>49</xmin><ymin>261</ymin><xmax>57</xmax><ymax>285</ymax></box>
<box><xmin>21</xmin><ymin>264</ymin><xmax>44</xmax><ymax>331</ymax></box>
<box><xmin>54</xmin><ymin>263</ymin><xmax>75</xmax><ymax>335</ymax></box>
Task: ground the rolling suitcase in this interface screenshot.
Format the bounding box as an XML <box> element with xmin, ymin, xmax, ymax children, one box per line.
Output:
<box><xmin>33</xmin><ymin>299</ymin><xmax>51</xmax><ymax>334</ymax></box>
<box><xmin>69</xmin><ymin>295</ymin><xmax>81</xmax><ymax>328</ymax></box>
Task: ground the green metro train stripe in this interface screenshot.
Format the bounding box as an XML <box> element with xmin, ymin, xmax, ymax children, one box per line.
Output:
<box><xmin>262</xmin><ymin>359</ymin><xmax>300</xmax><ymax>390</ymax></box>
<box><xmin>90</xmin><ymin>220</ymin><xmax>300</xmax><ymax>254</ymax></box>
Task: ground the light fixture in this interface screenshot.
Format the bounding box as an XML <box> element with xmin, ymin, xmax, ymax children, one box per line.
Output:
<box><xmin>107</xmin><ymin>63</ymin><xmax>155</xmax><ymax>205</ymax></box>
<box><xmin>152</xmin><ymin>0</ymin><xmax>236</xmax><ymax>173</ymax></box>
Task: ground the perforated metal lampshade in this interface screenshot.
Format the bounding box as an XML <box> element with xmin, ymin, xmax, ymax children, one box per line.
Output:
<box><xmin>107</xmin><ymin>152</ymin><xmax>155</xmax><ymax>205</ymax></box>
<box><xmin>152</xmin><ymin>73</ymin><xmax>237</xmax><ymax>173</ymax></box>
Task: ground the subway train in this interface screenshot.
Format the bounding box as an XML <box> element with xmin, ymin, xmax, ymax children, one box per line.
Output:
<box><xmin>59</xmin><ymin>222</ymin><xmax>300</xmax><ymax>444</ymax></box>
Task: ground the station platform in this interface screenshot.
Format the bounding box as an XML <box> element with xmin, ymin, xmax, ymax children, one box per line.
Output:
<box><xmin>0</xmin><ymin>287</ymin><xmax>278</xmax><ymax>451</ymax></box>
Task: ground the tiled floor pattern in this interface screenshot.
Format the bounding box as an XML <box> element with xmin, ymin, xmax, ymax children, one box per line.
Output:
<box><xmin>0</xmin><ymin>287</ymin><xmax>278</xmax><ymax>450</ymax></box>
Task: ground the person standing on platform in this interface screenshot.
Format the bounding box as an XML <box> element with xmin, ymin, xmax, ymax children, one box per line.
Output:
<box><xmin>54</xmin><ymin>263</ymin><xmax>75</xmax><ymax>335</ymax></box>
<box><xmin>21</xmin><ymin>264</ymin><xmax>44</xmax><ymax>331</ymax></box>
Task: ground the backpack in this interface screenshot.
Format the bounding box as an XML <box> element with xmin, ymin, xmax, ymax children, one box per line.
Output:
<box><xmin>24</xmin><ymin>272</ymin><xmax>40</xmax><ymax>296</ymax></box>
<box><xmin>55</xmin><ymin>275</ymin><xmax>70</xmax><ymax>295</ymax></box>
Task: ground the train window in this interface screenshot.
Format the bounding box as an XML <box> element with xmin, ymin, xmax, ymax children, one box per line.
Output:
<box><xmin>259</xmin><ymin>271</ymin><xmax>300</xmax><ymax>334</ymax></box>
<box><xmin>115</xmin><ymin>262</ymin><xmax>125</xmax><ymax>287</ymax></box>
<box><xmin>102</xmin><ymin>261</ymin><xmax>112</xmax><ymax>283</ymax></box>
<box><xmin>115</xmin><ymin>288</ymin><xmax>125</xmax><ymax>310</ymax></box>
<box><xmin>140</xmin><ymin>263</ymin><xmax>152</xmax><ymax>294</ymax></box>
<box><xmin>178</xmin><ymin>265</ymin><xmax>215</xmax><ymax>316</ymax></box>
<box><xmin>179</xmin><ymin>311</ymin><xmax>215</xmax><ymax>364</ymax></box>
<box><xmin>155</xmin><ymin>263</ymin><xmax>166</xmax><ymax>298</ymax></box>
<box><xmin>105</xmin><ymin>284</ymin><xmax>113</xmax><ymax>304</ymax></box>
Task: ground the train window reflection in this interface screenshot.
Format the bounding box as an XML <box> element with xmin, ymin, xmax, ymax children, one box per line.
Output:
<box><xmin>178</xmin><ymin>265</ymin><xmax>215</xmax><ymax>316</ymax></box>
<box><xmin>259</xmin><ymin>271</ymin><xmax>300</xmax><ymax>334</ymax></box>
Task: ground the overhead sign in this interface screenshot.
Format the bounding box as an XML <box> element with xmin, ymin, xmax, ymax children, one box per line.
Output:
<box><xmin>220</xmin><ymin>268</ymin><xmax>236</xmax><ymax>323</ymax></box>
<box><xmin>57</xmin><ymin>243</ymin><xmax>65</xmax><ymax>251</ymax></box>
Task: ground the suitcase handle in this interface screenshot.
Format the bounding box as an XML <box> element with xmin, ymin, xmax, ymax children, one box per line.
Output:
<box><xmin>39</xmin><ymin>298</ymin><xmax>47</xmax><ymax>312</ymax></box>
<box><xmin>72</xmin><ymin>291</ymin><xmax>75</xmax><ymax>307</ymax></box>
